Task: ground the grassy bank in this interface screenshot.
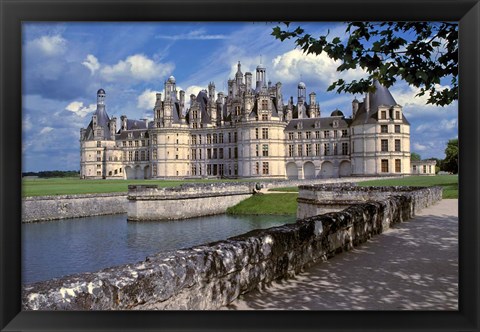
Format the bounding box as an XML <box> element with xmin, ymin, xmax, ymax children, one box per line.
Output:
<box><xmin>22</xmin><ymin>177</ymin><xmax>258</xmax><ymax>197</ymax></box>
<box><xmin>268</xmin><ymin>175</ymin><xmax>458</xmax><ymax>199</ymax></box>
<box><xmin>226</xmin><ymin>193</ymin><xmax>298</xmax><ymax>216</ymax></box>
<box><xmin>357</xmin><ymin>175</ymin><xmax>458</xmax><ymax>199</ymax></box>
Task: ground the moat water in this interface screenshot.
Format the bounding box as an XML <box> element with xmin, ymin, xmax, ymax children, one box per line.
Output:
<box><xmin>22</xmin><ymin>214</ymin><xmax>296</xmax><ymax>284</ymax></box>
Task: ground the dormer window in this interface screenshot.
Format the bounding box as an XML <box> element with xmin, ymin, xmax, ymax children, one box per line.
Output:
<box><xmin>297</xmin><ymin>122</ymin><xmax>303</xmax><ymax>129</ymax></box>
<box><xmin>315</xmin><ymin>121</ymin><xmax>321</xmax><ymax>128</ymax></box>
<box><xmin>333</xmin><ymin>120</ymin><xmax>339</xmax><ymax>128</ymax></box>
<box><xmin>128</xmin><ymin>132</ymin><xmax>133</xmax><ymax>138</ymax></box>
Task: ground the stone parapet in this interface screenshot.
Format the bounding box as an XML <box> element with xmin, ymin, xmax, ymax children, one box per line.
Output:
<box><xmin>22</xmin><ymin>193</ymin><xmax>127</xmax><ymax>223</ymax></box>
<box><xmin>297</xmin><ymin>184</ymin><xmax>443</xmax><ymax>219</ymax></box>
<box><xmin>22</xmin><ymin>186</ymin><xmax>441</xmax><ymax>310</ymax></box>
<box><xmin>127</xmin><ymin>183</ymin><xmax>255</xmax><ymax>221</ymax></box>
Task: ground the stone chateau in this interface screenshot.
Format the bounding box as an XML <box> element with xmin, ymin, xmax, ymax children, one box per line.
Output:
<box><xmin>80</xmin><ymin>62</ymin><xmax>424</xmax><ymax>180</ymax></box>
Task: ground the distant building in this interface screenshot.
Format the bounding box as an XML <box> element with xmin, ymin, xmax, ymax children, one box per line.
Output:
<box><xmin>80</xmin><ymin>62</ymin><xmax>413</xmax><ymax>179</ymax></box>
<box><xmin>411</xmin><ymin>159</ymin><xmax>437</xmax><ymax>175</ymax></box>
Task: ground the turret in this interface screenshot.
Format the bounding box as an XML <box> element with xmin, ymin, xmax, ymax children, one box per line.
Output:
<box><xmin>245</xmin><ymin>72</ymin><xmax>252</xmax><ymax>92</ymax></box>
<box><xmin>120</xmin><ymin>115</ymin><xmax>127</xmax><ymax>130</ymax></box>
<box><xmin>298</xmin><ymin>82</ymin><xmax>306</xmax><ymax>103</ymax></box>
<box><xmin>255</xmin><ymin>64</ymin><xmax>266</xmax><ymax>90</ymax></box>
<box><xmin>352</xmin><ymin>97</ymin><xmax>359</xmax><ymax>118</ymax></box>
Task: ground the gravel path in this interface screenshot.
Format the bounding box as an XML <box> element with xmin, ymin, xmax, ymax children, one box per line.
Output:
<box><xmin>224</xmin><ymin>199</ymin><xmax>458</xmax><ymax>310</ymax></box>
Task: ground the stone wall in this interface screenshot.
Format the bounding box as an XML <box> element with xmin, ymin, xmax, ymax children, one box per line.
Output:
<box><xmin>22</xmin><ymin>186</ymin><xmax>441</xmax><ymax>310</ymax></box>
<box><xmin>22</xmin><ymin>176</ymin><xmax>402</xmax><ymax>222</ymax></box>
<box><xmin>297</xmin><ymin>184</ymin><xmax>443</xmax><ymax>219</ymax></box>
<box><xmin>22</xmin><ymin>193</ymin><xmax>127</xmax><ymax>223</ymax></box>
<box><xmin>127</xmin><ymin>183</ymin><xmax>255</xmax><ymax>221</ymax></box>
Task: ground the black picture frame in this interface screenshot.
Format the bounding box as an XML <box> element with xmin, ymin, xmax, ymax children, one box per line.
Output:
<box><xmin>1</xmin><ymin>0</ymin><xmax>479</xmax><ymax>331</ymax></box>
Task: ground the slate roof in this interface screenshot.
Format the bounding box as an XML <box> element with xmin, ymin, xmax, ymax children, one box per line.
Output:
<box><xmin>352</xmin><ymin>80</ymin><xmax>410</xmax><ymax>126</ymax></box>
<box><xmin>82</xmin><ymin>105</ymin><xmax>112</xmax><ymax>140</ymax></box>
<box><xmin>285</xmin><ymin>117</ymin><xmax>351</xmax><ymax>131</ymax></box>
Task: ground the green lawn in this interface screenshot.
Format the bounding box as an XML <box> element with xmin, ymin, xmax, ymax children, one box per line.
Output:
<box><xmin>357</xmin><ymin>175</ymin><xmax>458</xmax><ymax>199</ymax></box>
<box><xmin>226</xmin><ymin>193</ymin><xmax>298</xmax><ymax>216</ymax></box>
<box><xmin>269</xmin><ymin>175</ymin><xmax>458</xmax><ymax>199</ymax></box>
<box><xmin>22</xmin><ymin>177</ymin><xmax>258</xmax><ymax>197</ymax></box>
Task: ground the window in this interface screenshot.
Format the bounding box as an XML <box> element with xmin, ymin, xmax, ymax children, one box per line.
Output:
<box><xmin>207</xmin><ymin>134</ymin><xmax>212</xmax><ymax>144</ymax></box>
<box><xmin>219</xmin><ymin>134</ymin><xmax>223</xmax><ymax>143</ymax></box>
<box><xmin>261</xmin><ymin>100</ymin><xmax>268</xmax><ymax>110</ymax></box>
<box><xmin>262</xmin><ymin>114</ymin><xmax>268</xmax><ymax>121</ymax></box>
<box><xmin>141</xmin><ymin>151</ymin><xmax>146</xmax><ymax>161</ymax></box>
<box><xmin>324</xmin><ymin>143</ymin><xmax>330</xmax><ymax>155</ymax></box>
<box><xmin>255</xmin><ymin>162</ymin><xmax>260</xmax><ymax>175</ymax></box>
<box><xmin>395</xmin><ymin>139</ymin><xmax>401</xmax><ymax>152</ymax></box>
<box><xmin>297</xmin><ymin>144</ymin><xmax>303</xmax><ymax>157</ymax></box>
<box><xmin>191</xmin><ymin>165</ymin><xmax>196</xmax><ymax>176</ymax></box>
<box><xmin>213</xmin><ymin>148</ymin><xmax>217</xmax><ymax>159</ymax></box>
<box><xmin>256</xmin><ymin>128</ymin><xmax>259</xmax><ymax>139</ymax></box>
<box><xmin>395</xmin><ymin>159</ymin><xmax>401</xmax><ymax>172</ymax></box>
<box><xmin>342</xmin><ymin>129</ymin><xmax>348</xmax><ymax>137</ymax></box>
<box><xmin>128</xmin><ymin>141</ymin><xmax>133</xmax><ymax>147</ymax></box>
<box><xmin>315</xmin><ymin>131</ymin><xmax>320</xmax><ymax>139</ymax></box>
<box><xmin>122</xmin><ymin>141</ymin><xmax>127</xmax><ymax>147</ymax></box>
<box><xmin>381</xmin><ymin>139</ymin><xmax>389</xmax><ymax>152</ymax></box>
<box><xmin>234</xmin><ymin>132</ymin><xmax>237</xmax><ymax>142</ymax></box>
<box><xmin>97</xmin><ymin>164</ymin><xmax>101</xmax><ymax>169</ymax></box>
<box><xmin>306</xmin><ymin>131</ymin><xmax>311</xmax><ymax>139</ymax></box>
<box><xmin>192</xmin><ymin>135</ymin><xmax>197</xmax><ymax>145</ymax></box>
<box><xmin>207</xmin><ymin>149</ymin><xmax>212</xmax><ymax>159</ymax></box>
<box><xmin>135</xmin><ymin>140</ymin><xmax>139</xmax><ymax>147</ymax></box>
<box><xmin>255</xmin><ymin>145</ymin><xmax>259</xmax><ymax>157</ymax></box>
<box><xmin>395</xmin><ymin>125</ymin><xmax>401</xmax><ymax>133</ymax></box>
<box><xmin>219</xmin><ymin>148</ymin><xmax>224</xmax><ymax>159</ymax></box>
<box><xmin>152</xmin><ymin>135</ymin><xmax>157</xmax><ymax>144</ymax></box>
<box><xmin>262</xmin><ymin>162</ymin><xmax>269</xmax><ymax>175</ymax></box>
<box><xmin>288</xmin><ymin>132</ymin><xmax>294</xmax><ymax>140</ymax></box>
<box><xmin>381</xmin><ymin>159</ymin><xmax>389</xmax><ymax>172</ymax></box>
<box><xmin>381</xmin><ymin>125</ymin><xmax>388</xmax><ymax>133</ymax></box>
<box><xmin>234</xmin><ymin>147</ymin><xmax>238</xmax><ymax>158</ymax></box>
<box><xmin>142</xmin><ymin>140</ymin><xmax>146</xmax><ymax>147</ymax></box>
<box><xmin>423</xmin><ymin>165</ymin><xmax>427</xmax><ymax>173</ymax></box>
<box><xmin>134</xmin><ymin>151</ymin><xmax>139</xmax><ymax>161</ymax></box>
<box><xmin>324</xmin><ymin>131</ymin><xmax>330</xmax><ymax>138</ymax></box>
<box><xmin>228</xmin><ymin>133</ymin><xmax>231</xmax><ymax>143</ymax></box>
<box><xmin>380</xmin><ymin>111</ymin><xmax>387</xmax><ymax>119</ymax></box>
<box><xmin>333</xmin><ymin>143</ymin><xmax>338</xmax><ymax>155</ymax></box>
<box><xmin>342</xmin><ymin>142</ymin><xmax>348</xmax><ymax>155</ymax></box>
<box><xmin>334</xmin><ymin>130</ymin><xmax>338</xmax><ymax>138</ymax></box>
<box><xmin>128</xmin><ymin>151</ymin><xmax>133</xmax><ymax>161</ymax></box>
<box><xmin>97</xmin><ymin>141</ymin><xmax>101</xmax><ymax>147</ymax></box>
<box><xmin>199</xmin><ymin>149</ymin><xmax>202</xmax><ymax>159</ymax></box>
<box><xmin>396</xmin><ymin>111</ymin><xmax>400</xmax><ymax>119</ymax></box>
<box><xmin>288</xmin><ymin>145</ymin><xmax>294</xmax><ymax>157</ymax></box>
<box><xmin>262</xmin><ymin>128</ymin><xmax>268</xmax><ymax>139</ymax></box>
<box><xmin>315</xmin><ymin>144</ymin><xmax>320</xmax><ymax>156</ymax></box>
<box><xmin>213</xmin><ymin>134</ymin><xmax>217</xmax><ymax>144</ymax></box>
<box><xmin>306</xmin><ymin>144</ymin><xmax>312</xmax><ymax>156</ymax></box>
<box><xmin>262</xmin><ymin>144</ymin><xmax>269</xmax><ymax>157</ymax></box>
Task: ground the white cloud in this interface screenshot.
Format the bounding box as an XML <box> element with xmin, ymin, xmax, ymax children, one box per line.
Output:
<box><xmin>413</xmin><ymin>143</ymin><xmax>428</xmax><ymax>152</ymax></box>
<box><xmin>271</xmin><ymin>48</ymin><xmax>365</xmax><ymax>86</ymax></box>
<box><xmin>82</xmin><ymin>54</ymin><xmax>100</xmax><ymax>75</ymax></box>
<box><xmin>100</xmin><ymin>54</ymin><xmax>174</xmax><ymax>82</ymax></box>
<box><xmin>137</xmin><ymin>89</ymin><xmax>158</xmax><ymax>110</ymax></box>
<box><xmin>156</xmin><ymin>28</ymin><xmax>227</xmax><ymax>40</ymax></box>
<box><xmin>27</xmin><ymin>35</ymin><xmax>67</xmax><ymax>56</ymax></box>
<box><xmin>39</xmin><ymin>127</ymin><xmax>54</xmax><ymax>134</ymax></box>
<box><xmin>65</xmin><ymin>101</ymin><xmax>96</xmax><ymax>118</ymax></box>
<box><xmin>23</xmin><ymin>115</ymin><xmax>33</xmax><ymax>131</ymax></box>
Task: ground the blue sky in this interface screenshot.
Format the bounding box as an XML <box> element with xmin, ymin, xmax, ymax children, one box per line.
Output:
<box><xmin>22</xmin><ymin>22</ymin><xmax>458</xmax><ymax>172</ymax></box>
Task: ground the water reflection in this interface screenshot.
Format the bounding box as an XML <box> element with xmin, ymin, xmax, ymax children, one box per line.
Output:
<box><xmin>22</xmin><ymin>214</ymin><xmax>295</xmax><ymax>284</ymax></box>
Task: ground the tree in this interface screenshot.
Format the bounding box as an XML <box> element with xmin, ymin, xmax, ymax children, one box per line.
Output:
<box><xmin>443</xmin><ymin>138</ymin><xmax>458</xmax><ymax>174</ymax></box>
<box><xmin>271</xmin><ymin>22</ymin><xmax>458</xmax><ymax>106</ymax></box>
<box><xmin>411</xmin><ymin>152</ymin><xmax>421</xmax><ymax>161</ymax></box>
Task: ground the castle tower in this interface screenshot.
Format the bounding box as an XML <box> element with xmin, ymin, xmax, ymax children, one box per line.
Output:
<box><xmin>256</xmin><ymin>64</ymin><xmax>266</xmax><ymax>90</ymax></box>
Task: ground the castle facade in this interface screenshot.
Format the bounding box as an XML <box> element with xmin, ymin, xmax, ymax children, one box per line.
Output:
<box><xmin>80</xmin><ymin>62</ymin><xmax>411</xmax><ymax>179</ymax></box>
